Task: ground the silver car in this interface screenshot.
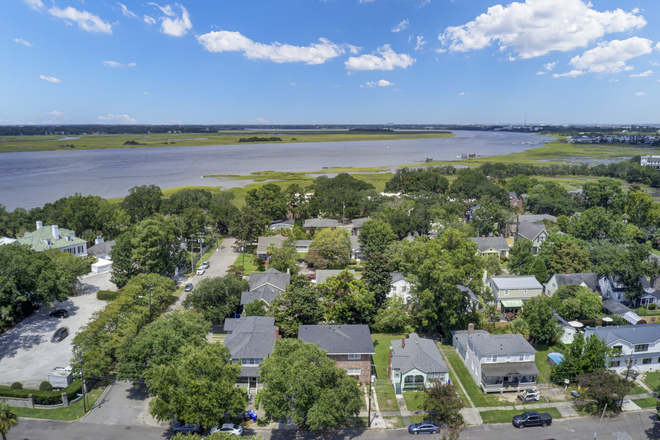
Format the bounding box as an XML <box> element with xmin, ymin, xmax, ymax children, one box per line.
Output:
<box><xmin>210</xmin><ymin>423</ymin><xmax>243</xmax><ymax>436</ymax></box>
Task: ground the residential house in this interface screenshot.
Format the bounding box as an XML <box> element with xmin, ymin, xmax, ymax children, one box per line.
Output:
<box><xmin>640</xmin><ymin>156</ymin><xmax>660</xmax><ymax>171</ymax></box>
<box><xmin>223</xmin><ymin>316</ymin><xmax>278</xmax><ymax>393</ymax></box>
<box><xmin>249</xmin><ymin>268</ymin><xmax>290</xmax><ymax>292</ymax></box>
<box><xmin>349</xmin><ymin>236</ymin><xmax>365</xmax><ymax>261</ymax></box>
<box><xmin>639</xmin><ymin>277</ymin><xmax>660</xmax><ymax>307</ymax></box>
<box><xmin>295</xmin><ymin>239</ymin><xmax>312</xmax><ymax>254</ymax></box>
<box><xmin>347</xmin><ymin>217</ymin><xmax>370</xmax><ymax>236</ymax></box>
<box><xmin>515</xmin><ymin>221</ymin><xmax>548</xmax><ymax>255</ymax></box>
<box><xmin>488</xmin><ymin>275</ymin><xmax>544</xmax><ymax>312</ymax></box>
<box><xmin>315</xmin><ymin>269</ymin><xmax>356</xmax><ymax>284</ymax></box>
<box><xmin>17</xmin><ymin>222</ymin><xmax>87</xmax><ymax>256</ymax></box>
<box><xmin>0</xmin><ymin>237</ymin><xmax>17</xmax><ymax>245</ymax></box>
<box><xmin>602</xmin><ymin>299</ymin><xmax>646</xmax><ymax>325</ymax></box>
<box><xmin>256</xmin><ymin>235</ymin><xmax>288</xmax><ymax>260</ymax></box>
<box><xmin>584</xmin><ymin>324</ymin><xmax>660</xmax><ymax>373</ymax></box>
<box><xmin>269</xmin><ymin>219</ymin><xmax>295</xmax><ymax>230</ymax></box>
<box><xmin>509</xmin><ymin>192</ymin><xmax>524</xmax><ymax>213</ymax></box>
<box><xmin>388</xmin><ymin>333</ymin><xmax>449</xmax><ymax>394</ymax></box>
<box><xmin>545</xmin><ymin>272</ymin><xmax>600</xmax><ymax>297</ymax></box>
<box><xmin>552</xmin><ymin>314</ymin><xmax>577</xmax><ymax>344</ymax></box>
<box><xmin>452</xmin><ymin>325</ymin><xmax>538</xmax><ymax>393</ymax></box>
<box><xmin>465</xmin><ymin>205</ymin><xmax>482</xmax><ymax>223</ymax></box>
<box><xmin>304</xmin><ymin>218</ymin><xmax>339</xmax><ymax>233</ymax></box>
<box><xmin>86</xmin><ymin>236</ymin><xmax>115</xmax><ymax>260</ymax></box>
<box><xmin>599</xmin><ymin>275</ymin><xmax>628</xmax><ymax>304</ymax></box>
<box><xmin>470</xmin><ymin>236</ymin><xmax>510</xmax><ymax>259</ymax></box>
<box><xmin>506</xmin><ymin>214</ymin><xmax>557</xmax><ymax>235</ymax></box>
<box><xmin>456</xmin><ymin>285</ymin><xmax>480</xmax><ymax>311</ymax></box>
<box><xmin>389</xmin><ymin>272</ymin><xmax>412</xmax><ymax>303</ymax></box>
<box><xmin>298</xmin><ymin>324</ymin><xmax>375</xmax><ymax>383</ymax></box>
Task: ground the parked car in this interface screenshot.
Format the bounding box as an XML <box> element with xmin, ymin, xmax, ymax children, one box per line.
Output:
<box><xmin>512</xmin><ymin>411</ymin><xmax>552</xmax><ymax>429</ymax></box>
<box><xmin>517</xmin><ymin>388</ymin><xmax>540</xmax><ymax>404</ymax></box>
<box><xmin>307</xmin><ymin>273</ymin><xmax>316</xmax><ymax>280</ymax></box>
<box><xmin>408</xmin><ymin>421</ymin><xmax>441</xmax><ymax>435</ymax></box>
<box><xmin>172</xmin><ymin>423</ymin><xmax>203</xmax><ymax>435</ymax></box>
<box><xmin>210</xmin><ymin>423</ymin><xmax>243</xmax><ymax>435</ymax></box>
<box><xmin>49</xmin><ymin>309</ymin><xmax>69</xmax><ymax>318</ymax></box>
<box><xmin>201</xmin><ymin>261</ymin><xmax>210</xmax><ymax>269</ymax></box>
<box><xmin>196</xmin><ymin>267</ymin><xmax>206</xmax><ymax>275</ymax></box>
<box><xmin>184</xmin><ymin>283</ymin><xmax>194</xmax><ymax>292</ymax></box>
<box><xmin>51</xmin><ymin>327</ymin><xmax>70</xmax><ymax>343</ymax></box>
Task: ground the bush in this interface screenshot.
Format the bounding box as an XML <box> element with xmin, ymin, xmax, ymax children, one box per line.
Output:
<box><xmin>255</xmin><ymin>258</ymin><xmax>265</xmax><ymax>265</ymax></box>
<box><xmin>39</xmin><ymin>381</ymin><xmax>53</xmax><ymax>392</ymax></box>
<box><xmin>650</xmin><ymin>304</ymin><xmax>657</xmax><ymax>310</ymax></box>
<box><xmin>10</xmin><ymin>382</ymin><xmax>23</xmax><ymax>390</ymax></box>
<box><xmin>257</xmin><ymin>264</ymin><xmax>266</xmax><ymax>272</ymax></box>
<box><xmin>0</xmin><ymin>379</ymin><xmax>82</xmax><ymax>406</ymax></box>
<box><xmin>97</xmin><ymin>290</ymin><xmax>121</xmax><ymax>301</ymax></box>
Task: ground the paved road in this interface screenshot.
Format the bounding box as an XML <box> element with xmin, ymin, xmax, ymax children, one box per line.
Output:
<box><xmin>12</xmin><ymin>409</ymin><xmax>659</xmax><ymax>440</ymax></box>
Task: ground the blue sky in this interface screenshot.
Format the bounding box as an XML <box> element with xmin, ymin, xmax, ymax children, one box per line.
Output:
<box><xmin>2</xmin><ymin>0</ymin><xmax>660</xmax><ymax>125</ymax></box>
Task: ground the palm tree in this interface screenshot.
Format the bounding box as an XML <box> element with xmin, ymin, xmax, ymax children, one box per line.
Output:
<box><xmin>0</xmin><ymin>402</ymin><xmax>18</xmax><ymax>440</ymax></box>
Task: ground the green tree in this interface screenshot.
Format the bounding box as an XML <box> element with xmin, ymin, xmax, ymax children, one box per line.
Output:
<box><xmin>449</xmin><ymin>168</ymin><xmax>508</xmax><ymax>204</ymax></box>
<box><xmin>569</xmin><ymin>207</ymin><xmax>625</xmax><ymax>242</ymax></box>
<box><xmin>582</xmin><ymin>178</ymin><xmax>625</xmax><ymax>214</ymax></box>
<box><xmin>550</xmin><ymin>333</ymin><xmax>612</xmax><ymax>382</ymax></box>
<box><xmin>470</xmin><ymin>201</ymin><xmax>511</xmax><ymax>236</ymax></box>
<box><xmin>510</xmin><ymin>317</ymin><xmax>530</xmax><ymax>339</ymax></box>
<box><xmin>537</xmin><ymin>233</ymin><xmax>591</xmax><ymax>276</ymax></box>
<box><xmin>245</xmin><ymin>183</ymin><xmax>289</xmax><ymax>221</ymax></box>
<box><xmin>174</xmin><ymin>207</ymin><xmax>208</xmax><ymax>239</ymax></box>
<box><xmin>578</xmin><ymin>370</ymin><xmax>633</xmax><ymax>414</ymax></box>
<box><xmin>308</xmin><ymin>173</ymin><xmax>375</xmax><ymax>219</ymax></box>
<box><xmin>183</xmin><ymin>275</ymin><xmax>247</xmax><ymax>324</ymax></box>
<box><xmin>46</xmin><ymin>249</ymin><xmax>94</xmax><ymax>295</ymax></box>
<box><xmin>320</xmin><ymin>270</ymin><xmax>376</xmax><ymax>325</ymax></box>
<box><xmin>358</xmin><ymin>219</ymin><xmax>397</xmax><ymax>254</ymax></box>
<box><xmin>422</xmin><ymin>382</ymin><xmax>464</xmax><ymax>426</ymax></box>
<box><xmin>121</xmin><ymin>184</ymin><xmax>163</xmax><ymax>223</ymax></box>
<box><xmin>556</xmin><ymin>215</ymin><xmax>569</xmax><ymax>233</ymax></box>
<box><xmin>0</xmin><ymin>402</ymin><xmax>18</xmax><ymax>440</ymax></box>
<box><xmin>266</xmin><ymin>237</ymin><xmax>298</xmax><ymax>275</ymax></box>
<box><xmin>117</xmin><ymin>310</ymin><xmax>210</xmax><ymax>384</ymax></box>
<box><xmin>59</xmin><ymin>193</ymin><xmax>129</xmax><ymax>241</ymax></box>
<box><xmin>306</xmin><ymin>227</ymin><xmax>351</xmax><ymax>269</ymax></box>
<box><xmin>243</xmin><ymin>299</ymin><xmax>268</xmax><ymax>317</ymax></box>
<box><xmin>483</xmin><ymin>254</ymin><xmax>503</xmax><ymax>278</ymax></box>
<box><xmin>148</xmin><ymin>343</ymin><xmax>246</xmax><ymax>425</ymax></box>
<box><xmin>506</xmin><ymin>238</ymin><xmax>534</xmax><ymax>275</ymax></box>
<box><xmin>160</xmin><ymin>188</ymin><xmax>213</xmax><ymax>215</ymax></box>
<box><xmin>550</xmin><ymin>285</ymin><xmax>602</xmax><ymax>320</ymax></box>
<box><xmin>284</xmin><ymin>183</ymin><xmax>308</xmax><ymax>219</ymax></box>
<box><xmin>521</xmin><ymin>296</ymin><xmax>560</xmax><ymax>346</ymax></box>
<box><xmin>372</xmin><ymin>297</ymin><xmax>412</xmax><ymax>333</ymax></box>
<box><xmin>528</xmin><ymin>257</ymin><xmax>548</xmax><ymax>283</ymax></box>
<box><xmin>258</xmin><ymin>339</ymin><xmax>362</xmax><ymax>430</ymax></box>
<box><xmin>209</xmin><ymin>193</ymin><xmax>239</xmax><ymax>235</ymax></box>
<box><xmin>361</xmin><ymin>251</ymin><xmax>393</xmax><ymax>308</ymax></box>
<box><xmin>267</xmin><ymin>277</ymin><xmax>323</xmax><ymax>338</ymax></box>
<box><xmin>229</xmin><ymin>207</ymin><xmax>268</xmax><ymax>267</ymax></box>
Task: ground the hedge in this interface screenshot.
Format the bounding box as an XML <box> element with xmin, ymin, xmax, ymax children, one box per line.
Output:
<box><xmin>0</xmin><ymin>379</ymin><xmax>83</xmax><ymax>405</ymax></box>
<box><xmin>97</xmin><ymin>290</ymin><xmax>121</xmax><ymax>301</ymax></box>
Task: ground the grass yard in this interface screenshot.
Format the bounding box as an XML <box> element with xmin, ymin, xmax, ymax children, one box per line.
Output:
<box><xmin>479</xmin><ymin>407</ymin><xmax>562</xmax><ymax>424</ymax></box>
<box><xmin>633</xmin><ymin>397</ymin><xmax>659</xmax><ymax>408</ymax></box>
<box><xmin>629</xmin><ymin>383</ymin><xmax>648</xmax><ymax>395</ymax></box>
<box><xmin>384</xmin><ymin>416</ymin><xmax>406</xmax><ymax>428</ymax></box>
<box><xmin>376</xmin><ymin>381</ymin><xmax>400</xmax><ymax>412</ymax></box>
<box><xmin>644</xmin><ymin>372</ymin><xmax>660</xmax><ymax>393</ymax></box>
<box><xmin>12</xmin><ymin>388</ymin><xmax>104</xmax><ymax>421</ymax></box>
<box><xmin>233</xmin><ymin>246</ymin><xmax>261</xmax><ymax>274</ymax></box>
<box><xmin>408</xmin><ymin>415</ymin><xmax>427</xmax><ymax>424</ymax></box>
<box><xmin>341</xmin><ymin>417</ymin><xmax>369</xmax><ymax>428</ymax></box>
<box><xmin>534</xmin><ymin>343</ymin><xmax>563</xmax><ymax>384</ymax></box>
<box><xmin>371</xmin><ymin>333</ymin><xmax>406</xmax><ymax>379</ymax></box>
<box><xmin>403</xmin><ymin>391</ymin><xmax>424</xmax><ymax>411</ymax></box>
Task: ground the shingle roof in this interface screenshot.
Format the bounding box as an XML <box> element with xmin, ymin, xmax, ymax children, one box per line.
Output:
<box><xmin>518</xmin><ymin>214</ymin><xmax>557</xmax><ymax>223</ymax></box>
<box><xmin>552</xmin><ymin>313</ymin><xmax>572</xmax><ymax>328</ymax></box>
<box><xmin>223</xmin><ymin>317</ymin><xmax>277</xmax><ymax>375</ymax></box>
<box><xmin>489</xmin><ymin>275</ymin><xmax>543</xmax><ymax>290</ymax></box>
<box><xmin>470</xmin><ymin>236</ymin><xmax>509</xmax><ymax>253</ymax></box>
<box><xmin>304</xmin><ymin>218</ymin><xmax>339</xmax><ymax>228</ymax></box>
<box><xmin>456</xmin><ymin>285</ymin><xmax>479</xmax><ymax>304</ymax></box>
<box><xmin>453</xmin><ymin>330</ymin><xmax>536</xmax><ymax>355</ymax></box>
<box><xmin>87</xmin><ymin>240</ymin><xmax>115</xmax><ymax>256</ymax></box>
<box><xmin>390</xmin><ymin>333</ymin><xmax>448</xmax><ymax>374</ymax></box>
<box><xmin>256</xmin><ymin>235</ymin><xmax>287</xmax><ymax>255</ymax></box>
<box><xmin>391</xmin><ymin>272</ymin><xmax>406</xmax><ymax>285</ymax></box>
<box><xmin>602</xmin><ymin>299</ymin><xmax>632</xmax><ymax>316</ymax></box>
<box><xmin>550</xmin><ymin>273</ymin><xmax>599</xmax><ymax>292</ymax></box>
<box><xmin>517</xmin><ymin>221</ymin><xmax>545</xmax><ymax>241</ymax></box>
<box><xmin>298</xmin><ymin>324</ymin><xmax>375</xmax><ymax>354</ymax></box>
<box><xmin>351</xmin><ymin>217</ymin><xmax>370</xmax><ymax>227</ymax></box>
<box><xmin>350</xmin><ymin>235</ymin><xmax>361</xmax><ymax>251</ymax></box>
<box><xmin>585</xmin><ymin>324</ymin><xmax>660</xmax><ymax>346</ymax></box>
<box><xmin>296</xmin><ymin>239</ymin><xmax>312</xmax><ymax>247</ymax></box>
<box><xmin>17</xmin><ymin>225</ymin><xmax>86</xmax><ymax>252</ymax></box>
<box><xmin>241</xmin><ymin>287</ymin><xmax>281</xmax><ymax>306</ymax></box>
<box><xmin>316</xmin><ymin>269</ymin><xmax>355</xmax><ymax>284</ymax></box>
<box><xmin>249</xmin><ymin>268</ymin><xmax>290</xmax><ymax>292</ymax></box>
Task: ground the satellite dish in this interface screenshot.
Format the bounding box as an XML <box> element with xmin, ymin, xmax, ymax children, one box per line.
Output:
<box><xmin>568</xmin><ymin>321</ymin><xmax>584</xmax><ymax>328</ymax></box>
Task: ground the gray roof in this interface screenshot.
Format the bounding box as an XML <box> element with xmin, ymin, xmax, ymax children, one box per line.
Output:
<box><xmin>298</xmin><ymin>324</ymin><xmax>375</xmax><ymax>354</ymax></box>
<box><xmin>489</xmin><ymin>275</ymin><xmax>543</xmax><ymax>290</ymax></box>
<box><xmin>304</xmin><ymin>218</ymin><xmax>339</xmax><ymax>228</ymax></box>
<box><xmin>249</xmin><ymin>268</ymin><xmax>290</xmax><ymax>292</ymax></box>
<box><xmin>391</xmin><ymin>272</ymin><xmax>406</xmax><ymax>285</ymax></box>
<box><xmin>241</xmin><ymin>286</ymin><xmax>281</xmax><ymax>306</ymax></box>
<box><xmin>391</xmin><ymin>333</ymin><xmax>448</xmax><ymax>374</ymax></box>
<box><xmin>456</xmin><ymin>285</ymin><xmax>479</xmax><ymax>304</ymax></box>
<box><xmin>351</xmin><ymin>217</ymin><xmax>370</xmax><ymax>228</ymax></box>
<box><xmin>552</xmin><ymin>313</ymin><xmax>572</xmax><ymax>328</ymax></box>
<box><xmin>602</xmin><ymin>299</ymin><xmax>632</xmax><ymax>316</ymax></box>
<box><xmin>350</xmin><ymin>235</ymin><xmax>361</xmax><ymax>252</ymax></box>
<box><xmin>296</xmin><ymin>239</ymin><xmax>312</xmax><ymax>247</ymax></box>
<box><xmin>87</xmin><ymin>240</ymin><xmax>115</xmax><ymax>256</ymax></box>
<box><xmin>550</xmin><ymin>273</ymin><xmax>599</xmax><ymax>292</ymax></box>
<box><xmin>0</xmin><ymin>237</ymin><xmax>17</xmax><ymax>245</ymax></box>
<box><xmin>518</xmin><ymin>214</ymin><xmax>557</xmax><ymax>223</ymax></box>
<box><xmin>517</xmin><ymin>220</ymin><xmax>546</xmax><ymax>241</ymax></box>
<box><xmin>316</xmin><ymin>269</ymin><xmax>355</xmax><ymax>284</ymax></box>
<box><xmin>584</xmin><ymin>324</ymin><xmax>660</xmax><ymax>346</ymax></box>
<box><xmin>17</xmin><ymin>225</ymin><xmax>86</xmax><ymax>252</ymax></box>
<box><xmin>453</xmin><ymin>330</ymin><xmax>536</xmax><ymax>356</ymax></box>
<box><xmin>223</xmin><ymin>316</ymin><xmax>277</xmax><ymax>376</ymax></box>
<box><xmin>470</xmin><ymin>236</ymin><xmax>509</xmax><ymax>253</ymax></box>
<box><xmin>256</xmin><ymin>235</ymin><xmax>287</xmax><ymax>255</ymax></box>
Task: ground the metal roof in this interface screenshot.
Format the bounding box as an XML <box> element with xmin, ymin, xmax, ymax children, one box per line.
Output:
<box><xmin>298</xmin><ymin>324</ymin><xmax>375</xmax><ymax>354</ymax></box>
<box><xmin>489</xmin><ymin>275</ymin><xmax>543</xmax><ymax>290</ymax></box>
<box><xmin>17</xmin><ymin>225</ymin><xmax>86</xmax><ymax>252</ymax></box>
<box><xmin>87</xmin><ymin>240</ymin><xmax>115</xmax><ymax>256</ymax></box>
<box><xmin>549</xmin><ymin>273</ymin><xmax>599</xmax><ymax>292</ymax></box>
<box><xmin>584</xmin><ymin>324</ymin><xmax>660</xmax><ymax>346</ymax></box>
<box><xmin>390</xmin><ymin>333</ymin><xmax>448</xmax><ymax>374</ymax></box>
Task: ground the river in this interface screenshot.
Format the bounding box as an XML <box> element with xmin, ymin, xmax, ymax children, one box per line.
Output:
<box><xmin>0</xmin><ymin>131</ymin><xmax>554</xmax><ymax>210</ymax></box>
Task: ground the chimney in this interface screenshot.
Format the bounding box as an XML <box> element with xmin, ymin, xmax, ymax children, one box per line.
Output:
<box><xmin>51</xmin><ymin>225</ymin><xmax>60</xmax><ymax>240</ymax></box>
<box><xmin>566</xmin><ymin>270</ymin><xmax>571</xmax><ymax>274</ymax></box>
<box><xmin>482</xmin><ymin>235</ymin><xmax>485</xmax><ymax>238</ymax></box>
<box><xmin>95</xmin><ymin>236</ymin><xmax>104</xmax><ymax>245</ymax></box>
<box><xmin>401</xmin><ymin>337</ymin><xmax>406</xmax><ymax>348</ymax></box>
<box><xmin>275</xmin><ymin>327</ymin><xmax>279</xmax><ymax>340</ymax></box>
<box><xmin>468</xmin><ymin>323</ymin><xmax>475</xmax><ymax>335</ymax></box>
<box><xmin>36</xmin><ymin>221</ymin><xmax>43</xmax><ymax>230</ymax></box>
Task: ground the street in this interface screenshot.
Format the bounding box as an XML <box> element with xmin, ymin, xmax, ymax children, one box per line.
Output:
<box><xmin>11</xmin><ymin>409</ymin><xmax>659</xmax><ymax>440</ymax></box>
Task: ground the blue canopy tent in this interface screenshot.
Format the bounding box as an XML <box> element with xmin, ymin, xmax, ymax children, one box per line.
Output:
<box><xmin>547</xmin><ymin>352</ymin><xmax>565</xmax><ymax>366</ymax></box>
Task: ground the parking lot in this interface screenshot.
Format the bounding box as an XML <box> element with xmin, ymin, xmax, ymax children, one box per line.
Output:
<box><xmin>0</xmin><ymin>272</ymin><xmax>114</xmax><ymax>388</ymax></box>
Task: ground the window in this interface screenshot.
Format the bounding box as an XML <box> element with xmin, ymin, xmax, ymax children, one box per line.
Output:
<box><xmin>643</xmin><ymin>358</ymin><xmax>652</xmax><ymax>365</ymax></box>
<box><xmin>348</xmin><ymin>354</ymin><xmax>361</xmax><ymax>360</ymax></box>
<box><xmin>241</xmin><ymin>358</ymin><xmax>263</xmax><ymax>365</ymax></box>
<box><xmin>405</xmin><ymin>375</ymin><xmax>414</xmax><ymax>383</ymax></box>
<box><xmin>347</xmin><ymin>368</ymin><xmax>361</xmax><ymax>375</ymax></box>
<box><xmin>519</xmin><ymin>353</ymin><xmax>525</xmax><ymax>361</ymax></box>
<box><xmin>613</xmin><ymin>345</ymin><xmax>623</xmax><ymax>353</ymax></box>
<box><xmin>524</xmin><ymin>289</ymin><xmax>528</xmax><ymax>294</ymax></box>
<box><xmin>610</xmin><ymin>361</ymin><xmax>620</xmax><ymax>367</ymax></box>
<box><xmin>635</xmin><ymin>344</ymin><xmax>649</xmax><ymax>352</ymax></box>
<box><xmin>504</xmin><ymin>290</ymin><xmax>509</xmax><ymax>295</ymax></box>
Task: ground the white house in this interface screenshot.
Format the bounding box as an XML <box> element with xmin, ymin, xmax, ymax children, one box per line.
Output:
<box><xmin>389</xmin><ymin>272</ymin><xmax>412</xmax><ymax>303</ymax></box>
<box><xmin>552</xmin><ymin>314</ymin><xmax>577</xmax><ymax>344</ymax></box>
<box><xmin>545</xmin><ymin>273</ymin><xmax>599</xmax><ymax>297</ymax></box>
<box><xmin>599</xmin><ymin>275</ymin><xmax>627</xmax><ymax>304</ymax></box>
<box><xmin>17</xmin><ymin>222</ymin><xmax>87</xmax><ymax>256</ymax></box>
<box><xmin>584</xmin><ymin>324</ymin><xmax>660</xmax><ymax>373</ymax></box>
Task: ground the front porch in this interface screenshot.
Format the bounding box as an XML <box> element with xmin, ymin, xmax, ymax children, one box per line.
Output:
<box><xmin>480</xmin><ymin>362</ymin><xmax>539</xmax><ymax>394</ymax></box>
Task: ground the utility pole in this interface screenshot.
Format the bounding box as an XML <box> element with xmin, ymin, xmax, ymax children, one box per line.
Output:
<box><xmin>594</xmin><ymin>403</ymin><xmax>607</xmax><ymax>439</ymax></box>
<box><xmin>367</xmin><ymin>374</ymin><xmax>375</xmax><ymax>427</ymax></box>
<box><xmin>79</xmin><ymin>357</ymin><xmax>87</xmax><ymax>413</ymax></box>
<box><xmin>189</xmin><ymin>236</ymin><xmax>194</xmax><ymax>272</ymax></box>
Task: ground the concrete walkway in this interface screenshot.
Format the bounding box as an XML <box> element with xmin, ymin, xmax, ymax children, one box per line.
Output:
<box><xmin>395</xmin><ymin>395</ymin><xmax>410</xmax><ymax>425</ymax></box>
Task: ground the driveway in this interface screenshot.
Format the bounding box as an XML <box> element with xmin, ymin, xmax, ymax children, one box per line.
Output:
<box><xmin>0</xmin><ymin>272</ymin><xmax>114</xmax><ymax>388</ymax></box>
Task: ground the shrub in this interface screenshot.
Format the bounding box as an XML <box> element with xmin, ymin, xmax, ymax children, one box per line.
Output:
<box><xmin>97</xmin><ymin>290</ymin><xmax>121</xmax><ymax>301</ymax></box>
<box><xmin>257</xmin><ymin>264</ymin><xmax>266</xmax><ymax>272</ymax></box>
<box><xmin>650</xmin><ymin>304</ymin><xmax>657</xmax><ymax>310</ymax></box>
<box><xmin>255</xmin><ymin>258</ymin><xmax>265</xmax><ymax>265</ymax></box>
<box><xmin>0</xmin><ymin>380</ymin><xmax>82</xmax><ymax>406</ymax></box>
<box><xmin>39</xmin><ymin>381</ymin><xmax>53</xmax><ymax>392</ymax></box>
<box><xmin>10</xmin><ymin>382</ymin><xmax>23</xmax><ymax>390</ymax></box>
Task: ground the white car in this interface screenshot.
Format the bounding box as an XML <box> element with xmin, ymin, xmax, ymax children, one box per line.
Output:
<box><xmin>196</xmin><ymin>267</ymin><xmax>205</xmax><ymax>275</ymax></box>
<box><xmin>201</xmin><ymin>261</ymin><xmax>210</xmax><ymax>269</ymax></box>
<box><xmin>210</xmin><ymin>423</ymin><xmax>243</xmax><ymax>436</ymax></box>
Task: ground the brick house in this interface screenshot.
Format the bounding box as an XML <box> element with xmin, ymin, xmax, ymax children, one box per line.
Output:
<box><xmin>298</xmin><ymin>324</ymin><xmax>375</xmax><ymax>383</ymax></box>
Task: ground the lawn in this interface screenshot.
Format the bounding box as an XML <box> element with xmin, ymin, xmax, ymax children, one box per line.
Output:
<box><xmin>633</xmin><ymin>397</ymin><xmax>659</xmax><ymax>408</ymax></box>
<box><xmin>644</xmin><ymin>372</ymin><xmax>660</xmax><ymax>393</ymax></box>
<box><xmin>403</xmin><ymin>391</ymin><xmax>424</xmax><ymax>411</ymax></box>
<box><xmin>534</xmin><ymin>343</ymin><xmax>563</xmax><ymax>384</ymax></box>
<box><xmin>233</xmin><ymin>247</ymin><xmax>260</xmax><ymax>274</ymax></box>
<box><xmin>629</xmin><ymin>383</ymin><xmax>648</xmax><ymax>395</ymax></box>
<box><xmin>384</xmin><ymin>416</ymin><xmax>406</xmax><ymax>428</ymax></box>
<box><xmin>371</xmin><ymin>333</ymin><xmax>406</xmax><ymax>379</ymax></box>
<box><xmin>12</xmin><ymin>388</ymin><xmax>104</xmax><ymax>421</ymax></box>
<box><xmin>479</xmin><ymin>407</ymin><xmax>562</xmax><ymax>424</ymax></box>
<box><xmin>408</xmin><ymin>415</ymin><xmax>427</xmax><ymax>424</ymax></box>
<box><xmin>376</xmin><ymin>381</ymin><xmax>400</xmax><ymax>412</ymax></box>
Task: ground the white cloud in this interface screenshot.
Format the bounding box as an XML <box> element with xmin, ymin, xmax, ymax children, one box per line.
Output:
<box><xmin>198</xmin><ymin>31</ymin><xmax>347</xmax><ymax>65</ymax></box>
<box><xmin>609</xmin><ymin>79</ymin><xmax>619</xmax><ymax>82</ymax></box>
<box><xmin>392</xmin><ymin>19</ymin><xmax>409</xmax><ymax>33</ymax></box>
<box><xmin>536</xmin><ymin>71</ymin><xmax>546</xmax><ymax>75</ymax></box>
<box><xmin>22</xmin><ymin>0</ymin><xmax>44</xmax><ymax>12</ymax></box>
<box><xmin>650</xmin><ymin>61</ymin><xmax>660</xmax><ymax>66</ymax></box>
<box><xmin>417</xmin><ymin>0</ymin><xmax>431</xmax><ymax>9</ymax></box>
<box><xmin>144</xmin><ymin>15</ymin><xmax>156</xmax><ymax>25</ymax></box>
<box><xmin>440</xmin><ymin>0</ymin><xmax>647</xmax><ymax>59</ymax></box>
<box><xmin>290</xmin><ymin>82</ymin><xmax>297</xmax><ymax>86</ymax></box>
<box><xmin>347</xmin><ymin>45</ymin><xmax>361</xmax><ymax>54</ymax></box>
<box><xmin>48</xmin><ymin>6</ymin><xmax>113</xmax><ymax>34</ymax></box>
<box><xmin>552</xmin><ymin>70</ymin><xmax>585</xmax><ymax>78</ymax></box>
<box><xmin>117</xmin><ymin>2</ymin><xmax>137</xmax><ymax>19</ymax></box>
<box><xmin>366</xmin><ymin>79</ymin><xmax>395</xmax><ymax>87</ymax></box>
<box><xmin>103</xmin><ymin>60</ymin><xmax>124</xmax><ymax>68</ymax></box>
<box><xmin>144</xmin><ymin>92</ymin><xmax>150</xmax><ymax>95</ymax></box>
<box><xmin>345</xmin><ymin>44</ymin><xmax>415</xmax><ymax>71</ymax></box>
<box><xmin>630</xmin><ymin>70</ymin><xmax>653</xmax><ymax>78</ymax></box>
<box><xmin>250</xmin><ymin>118</ymin><xmax>269</xmax><ymax>123</ymax></box>
<box><xmin>415</xmin><ymin>36</ymin><xmax>426</xmax><ymax>51</ymax></box>
<box><xmin>544</xmin><ymin>62</ymin><xmax>557</xmax><ymax>71</ymax></box>
<box><xmin>38</xmin><ymin>110</ymin><xmax>65</xmax><ymax>116</ymax></box>
<box><xmin>435</xmin><ymin>48</ymin><xmax>446</xmax><ymax>54</ymax></box>
<box><xmin>656</xmin><ymin>43</ymin><xmax>660</xmax><ymax>52</ymax></box>
<box><xmin>635</xmin><ymin>92</ymin><xmax>645</xmax><ymax>96</ymax></box>
<box><xmin>624</xmin><ymin>66</ymin><xmax>634</xmax><ymax>71</ymax></box>
<box><xmin>97</xmin><ymin>114</ymin><xmax>137</xmax><ymax>123</ymax></box>
<box><xmin>459</xmin><ymin>92</ymin><xmax>465</xmax><ymax>95</ymax></box>
<box><xmin>149</xmin><ymin>3</ymin><xmax>192</xmax><ymax>37</ymax></box>
<box><xmin>569</xmin><ymin>37</ymin><xmax>654</xmax><ymax>74</ymax></box>
<box><xmin>13</xmin><ymin>38</ymin><xmax>32</xmax><ymax>47</ymax></box>
<box><xmin>40</xmin><ymin>75</ymin><xmax>61</xmax><ymax>83</ymax></box>
<box><xmin>128</xmin><ymin>63</ymin><xmax>136</xmax><ymax>67</ymax></box>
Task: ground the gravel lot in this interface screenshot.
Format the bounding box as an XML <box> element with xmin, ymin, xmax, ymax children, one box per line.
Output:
<box><xmin>0</xmin><ymin>272</ymin><xmax>114</xmax><ymax>388</ymax></box>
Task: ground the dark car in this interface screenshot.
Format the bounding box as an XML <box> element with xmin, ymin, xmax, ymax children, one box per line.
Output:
<box><xmin>49</xmin><ymin>309</ymin><xmax>69</xmax><ymax>318</ymax></box>
<box><xmin>184</xmin><ymin>283</ymin><xmax>193</xmax><ymax>292</ymax></box>
<box><xmin>172</xmin><ymin>423</ymin><xmax>202</xmax><ymax>435</ymax></box>
<box><xmin>408</xmin><ymin>421</ymin><xmax>441</xmax><ymax>435</ymax></box>
<box><xmin>51</xmin><ymin>327</ymin><xmax>70</xmax><ymax>343</ymax></box>
<box><xmin>512</xmin><ymin>411</ymin><xmax>552</xmax><ymax>429</ymax></box>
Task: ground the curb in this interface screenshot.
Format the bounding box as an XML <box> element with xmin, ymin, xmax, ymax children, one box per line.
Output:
<box><xmin>76</xmin><ymin>380</ymin><xmax>115</xmax><ymax>422</ymax></box>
